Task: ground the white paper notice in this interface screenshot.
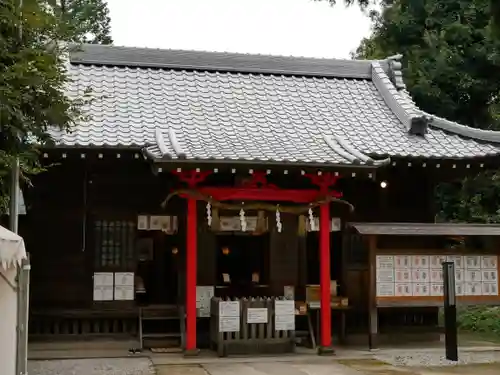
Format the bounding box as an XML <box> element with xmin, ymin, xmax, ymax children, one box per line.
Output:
<box><xmin>395</xmin><ymin>269</ymin><xmax>411</xmax><ymax>283</ymax></box>
<box><xmin>275</xmin><ymin>300</ymin><xmax>295</xmax><ymax>316</ymax></box>
<box><xmin>394</xmin><ymin>255</ymin><xmax>411</xmax><ymax>269</ymax></box>
<box><xmin>430</xmin><ymin>269</ymin><xmax>443</xmax><ymax>283</ymax></box>
<box><xmin>430</xmin><ymin>255</ymin><xmax>446</xmax><ymax>269</ymax></box>
<box><xmin>376</xmin><ymin>269</ymin><xmax>394</xmax><ymax>283</ymax></box>
<box><xmin>376</xmin><ymin>283</ymin><xmax>394</xmax><ymax>297</ymax></box>
<box><xmin>137</xmin><ymin>215</ymin><xmax>149</xmax><ymax>230</ymax></box>
<box><xmin>431</xmin><ymin>283</ymin><xmax>444</xmax><ymax>296</ymax></box>
<box><xmin>115</xmin><ymin>272</ymin><xmax>134</xmax><ymax>287</ymax></box>
<box><xmin>197</xmin><ymin>286</ymin><xmax>215</xmax><ymax>317</ymax></box>
<box><xmin>465</xmin><ymin>256</ymin><xmax>481</xmax><ymax>269</ymax></box>
<box><xmin>412</xmin><ymin>283</ymin><xmax>430</xmax><ymax>296</ymax></box>
<box><xmin>486</xmin><ymin>282</ymin><xmax>498</xmax><ymax>296</ymax></box>
<box><xmin>447</xmin><ymin>255</ymin><xmax>464</xmax><ymax>269</ymax></box>
<box><xmin>412</xmin><ymin>269</ymin><xmax>429</xmax><ymax>283</ymax></box>
<box><xmin>275</xmin><ymin>314</ymin><xmax>295</xmax><ymax>331</ymax></box>
<box><xmin>482</xmin><ymin>282</ymin><xmax>498</xmax><ymax>296</ymax></box>
<box><xmin>219</xmin><ymin>301</ymin><xmax>240</xmax><ymax>317</ymax></box>
<box><xmin>466</xmin><ymin>282</ymin><xmax>482</xmax><ymax>296</ymax></box>
<box><xmin>482</xmin><ymin>270</ymin><xmax>498</xmax><ymax>282</ymax></box>
<box><xmin>482</xmin><ymin>256</ymin><xmax>498</xmax><ymax>269</ymax></box>
<box><xmin>455</xmin><ymin>269</ymin><xmax>464</xmax><ymax>282</ymax></box>
<box><xmin>94</xmin><ymin>272</ymin><xmax>114</xmax><ymax>287</ymax></box>
<box><xmin>411</xmin><ymin>255</ymin><xmax>430</xmax><ymax>269</ymax></box>
<box><xmin>93</xmin><ymin>272</ymin><xmax>114</xmax><ymax>301</ymax></box>
<box><xmin>219</xmin><ymin>316</ymin><xmax>240</xmax><ymax>332</ymax></box>
<box><xmin>93</xmin><ymin>285</ymin><xmax>113</xmax><ymax>301</ymax></box>
<box><xmin>395</xmin><ymin>283</ymin><xmax>412</xmax><ymax>297</ymax></box>
<box><xmin>466</xmin><ymin>270</ymin><xmax>482</xmax><ymax>282</ymax></box>
<box><xmin>247</xmin><ymin>308</ymin><xmax>268</xmax><ymax>324</ymax></box>
<box><xmin>376</xmin><ymin>256</ymin><xmax>394</xmax><ymax>269</ymax></box>
<box><xmin>114</xmin><ymin>285</ymin><xmax>134</xmax><ymax>300</ymax></box>
<box><xmin>284</xmin><ymin>286</ymin><xmax>295</xmax><ymax>299</ymax></box>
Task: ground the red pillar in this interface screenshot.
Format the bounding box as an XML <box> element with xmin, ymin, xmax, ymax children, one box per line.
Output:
<box><xmin>185</xmin><ymin>197</ymin><xmax>197</xmax><ymax>353</ymax></box>
<box><xmin>319</xmin><ymin>201</ymin><xmax>333</xmax><ymax>352</ymax></box>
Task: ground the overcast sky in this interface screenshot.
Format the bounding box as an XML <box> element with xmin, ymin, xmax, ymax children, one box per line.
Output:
<box><xmin>106</xmin><ymin>0</ymin><xmax>374</xmax><ymax>59</ymax></box>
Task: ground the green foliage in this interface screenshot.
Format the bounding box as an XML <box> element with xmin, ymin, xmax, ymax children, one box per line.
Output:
<box><xmin>0</xmin><ymin>0</ymin><xmax>108</xmax><ymax>214</ymax></box>
<box><xmin>457</xmin><ymin>306</ymin><xmax>500</xmax><ymax>335</ymax></box>
<box><xmin>349</xmin><ymin>0</ymin><xmax>500</xmax><ymax>224</ymax></box>
<box><xmin>50</xmin><ymin>0</ymin><xmax>113</xmax><ymax>44</ymax></box>
<box><xmin>318</xmin><ymin>0</ymin><xmax>500</xmax><ymax>34</ymax></box>
<box><xmin>355</xmin><ymin>0</ymin><xmax>500</xmax><ymax>130</ymax></box>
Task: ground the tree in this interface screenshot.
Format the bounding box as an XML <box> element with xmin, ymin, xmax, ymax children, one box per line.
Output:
<box><xmin>318</xmin><ymin>0</ymin><xmax>500</xmax><ymax>33</ymax></box>
<box><xmin>356</xmin><ymin>0</ymin><xmax>500</xmax><ymax>129</ymax></box>
<box><xmin>0</xmin><ymin>0</ymin><xmax>91</xmax><ymax>213</ymax></box>
<box><xmin>351</xmin><ymin>0</ymin><xmax>500</xmax><ymax>223</ymax></box>
<box><xmin>52</xmin><ymin>0</ymin><xmax>113</xmax><ymax>44</ymax></box>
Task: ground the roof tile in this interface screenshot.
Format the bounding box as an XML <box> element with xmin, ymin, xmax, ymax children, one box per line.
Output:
<box><xmin>51</xmin><ymin>54</ymin><xmax>500</xmax><ymax>164</ymax></box>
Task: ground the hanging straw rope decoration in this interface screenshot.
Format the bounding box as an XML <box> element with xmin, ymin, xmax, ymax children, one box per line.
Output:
<box><xmin>161</xmin><ymin>189</ymin><xmax>354</xmax><ymax>214</ymax></box>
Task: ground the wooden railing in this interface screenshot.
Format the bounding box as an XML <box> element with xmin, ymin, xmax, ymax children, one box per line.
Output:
<box><xmin>29</xmin><ymin>308</ymin><xmax>139</xmax><ymax>340</ymax></box>
<box><xmin>210</xmin><ymin>297</ymin><xmax>295</xmax><ymax>357</ymax></box>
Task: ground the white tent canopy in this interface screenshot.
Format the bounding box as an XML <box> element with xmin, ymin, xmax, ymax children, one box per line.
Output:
<box><xmin>0</xmin><ymin>225</ymin><xmax>27</xmax><ymax>269</ymax></box>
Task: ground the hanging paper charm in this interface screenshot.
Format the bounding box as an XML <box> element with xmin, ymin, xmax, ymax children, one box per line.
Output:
<box><xmin>206</xmin><ymin>202</ymin><xmax>212</xmax><ymax>227</ymax></box>
<box><xmin>240</xmin><ymin>207</ymin><xmax>247</xmax><ymax>232</ymax></box>
<box><xmin>308</xmin><ymin>207</ymin><xmax>316</xmax><ymax>231</ymax></box>
<box><xmin>276</xmin><ymin>206</ymin><xmax>282</xmax><ymax>233</ymax></box>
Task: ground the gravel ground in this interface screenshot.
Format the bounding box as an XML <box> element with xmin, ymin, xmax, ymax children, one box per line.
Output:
<box><xmin>374</xmin><ymin>350</ymin><xmax>500</xmax><ymax>367</ymax></box>
<box><xmin>28</xmin><ymin>358</ymin><xmax>155</xmax><ymax>375</ymax></box>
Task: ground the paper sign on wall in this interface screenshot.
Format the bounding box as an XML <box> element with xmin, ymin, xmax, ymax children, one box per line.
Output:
<box><xmin>376</xmin><ymin>254</ymin><xmax>499</xmax><ymax>298</ymax></box>
<box><xmin>218</xmin><ymin>300</ymin><xmax>240</xmax><ymax>332</ymax></box>
<box><xmin>275</xmin><ymin>300</ymin><xmax>295</xmax><ymax>331</ymax></box>
<box><xmin>247</xmin><ymin>308</ymin><xmax>268</xmax><ymax>324</ymax></box>
<box><xmin>93</xmin><ymin>272</ymin><xmax>114</xmax><ymax>301</ymax></box>
<box><xmin>197</xmin><ymin>286</ymin><xmax>214</xmax><ymax>317</ymax></box>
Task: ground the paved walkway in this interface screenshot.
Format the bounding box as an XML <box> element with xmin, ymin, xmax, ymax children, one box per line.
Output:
<box><xmin>156</xmin><ymin>362</ymin><xmax>363</xmax><ymax>375</ymax></box>
<box><xmin>155</xmin><ymin>360</ymin><xmax>500</xmax><ymax>375</ymax></box>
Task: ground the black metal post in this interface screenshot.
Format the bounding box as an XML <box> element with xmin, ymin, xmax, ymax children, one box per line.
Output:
<box><xmin>443</xmin><ymin>262</ymin><xmax>458</xmax><ymax>361</ymax></box>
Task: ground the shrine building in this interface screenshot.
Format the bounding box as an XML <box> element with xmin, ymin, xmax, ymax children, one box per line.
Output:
<box><xmin>20</xmin><ymin>44</ymin><xmax>500</xmax><ymax>355</ymax></box>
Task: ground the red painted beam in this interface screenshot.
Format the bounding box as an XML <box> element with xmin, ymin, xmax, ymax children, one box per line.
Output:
<box><xmin>197</xmin><ymin>187</ymin><xmax>342</xmax><ymax>203</ymax></box>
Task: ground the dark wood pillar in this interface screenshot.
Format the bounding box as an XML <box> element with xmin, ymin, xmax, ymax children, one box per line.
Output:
<box><xmin>368</xmin><ymin>235</ymin><xmax>378</xmax><ymax>349</ymax></box>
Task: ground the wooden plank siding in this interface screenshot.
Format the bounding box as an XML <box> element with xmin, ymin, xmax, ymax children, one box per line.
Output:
<box><xmin>18</xmin><ymin>154</ymin><xmax>450</xmax><ymax>343</ymax></box>
<box><xmin>269</xmin><ymin>213</ymin><xmax>299</xmax><ymax>296</ymax></box>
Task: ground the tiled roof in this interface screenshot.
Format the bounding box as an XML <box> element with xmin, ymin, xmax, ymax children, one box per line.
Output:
<box><xmin>51</xmin><ymin>44</ymin><xmax>500</xmax><ymax>166</ymax></box>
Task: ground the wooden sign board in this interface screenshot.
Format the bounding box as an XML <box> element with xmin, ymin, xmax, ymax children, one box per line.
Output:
<box><xmin>376</xmin><ymin>254</ymin><xmax>499</xmax><ymax>304</ymax></box>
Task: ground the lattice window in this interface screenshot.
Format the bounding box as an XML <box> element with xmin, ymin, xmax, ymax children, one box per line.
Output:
<box><xmin>94</xmin><ymin>220</ymin><xmax>136</xmax><ymax>269</ymax></box>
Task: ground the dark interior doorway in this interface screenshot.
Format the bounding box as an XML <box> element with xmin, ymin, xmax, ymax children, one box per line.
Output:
<box><xmin>136</xmin><ymin>232</ymin><xmax>181</xmax><ymax>305</ymax></box>
<box><xmin>306</xmin><ymin>231</ymin><xmax>343</xmax><ymax>285</ymax></box>
<box><xmin>215</xmin><ymin>233</ymin><xmax>270</xmax><ymax>295</ymax></box>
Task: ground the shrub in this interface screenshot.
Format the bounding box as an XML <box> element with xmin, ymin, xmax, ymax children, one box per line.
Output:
<box><xmin>456</xmin><ymin>306</ymin><xmax>500</xmax><ymax>335</ymax></box>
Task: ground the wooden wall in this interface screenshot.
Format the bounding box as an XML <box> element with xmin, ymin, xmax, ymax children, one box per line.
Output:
<box><xmin>269</xmin><ymin>213</ymin><xmax>299</xmax><ymax>295</ymax></box>
<box><xmin>20</xmin><ymin>160</ymin><xmax>88</xmax><ymax>308</ymax></box>
<box><xmin>22</xmin><ymin>156</ymin><xmax>168</xmax><ymax>310</ymax></box>
<box><xmin>21</xmin><ymin>156</ymin><xmax>439</xmax><ymax>311</ymax></box>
